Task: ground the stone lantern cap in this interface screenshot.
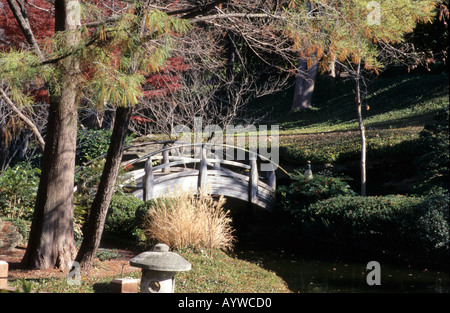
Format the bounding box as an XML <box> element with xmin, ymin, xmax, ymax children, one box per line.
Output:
<box><xmin>130</xmin><ymin>243</ymin><xmax>191</xmax><ymax>272</ymax></box>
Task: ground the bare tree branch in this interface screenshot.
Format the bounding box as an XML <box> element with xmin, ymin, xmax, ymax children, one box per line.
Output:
<box><xmin>6</xmin><ymin>0</ymin><xmax>45</xmax><ymax>61</ymax></box>
<box><xmin>0</xmin><ymin>87</ymin><xmax>45</xmax><ymax>152</ymax></box>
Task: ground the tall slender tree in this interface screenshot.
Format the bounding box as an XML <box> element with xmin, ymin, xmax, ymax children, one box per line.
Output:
<box><xmin>75</xmin><ymin>2</ymin><xmax>191</xmax><ymax>273</ymax></box>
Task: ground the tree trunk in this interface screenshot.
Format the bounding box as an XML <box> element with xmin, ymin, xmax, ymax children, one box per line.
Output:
<box><xmin>21</xmin><ymin>0</ymin><xmax>81</xmax><ymax>270</ymax></box>
<box><xmin>355</xmin><ymin>61</ymin><xmax>367</xmax><ymax>196</ymax></box>
<box><xmin>76</xmin><ymin>106</ymin><xmax>132</xmax><ymax>275</ymax></box>
<box><xmin>22</xmin><ymin>80</ymin><xmax>79</xmax><ymax>270</ymax></box>
<box><xmin>291</xmin><ymin>57</ymin><xmax>319</xmax><ymax>111</ymax></box>
<box><xmin>326</xmin><ymin>58</ymin><xmax>336</xmax><ymax>93</ymax></box>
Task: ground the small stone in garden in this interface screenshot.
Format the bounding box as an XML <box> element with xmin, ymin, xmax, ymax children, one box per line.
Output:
<box><xmin>0</xmin><ymin>218</ymin><xmax>23</xmax><ymax>253</ymax></box>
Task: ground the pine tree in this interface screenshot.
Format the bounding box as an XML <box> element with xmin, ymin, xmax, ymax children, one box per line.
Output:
<box><xmin>75</xmin><ymin>3</ymin><xmax>191</xmax><ymax>274</ymax></box>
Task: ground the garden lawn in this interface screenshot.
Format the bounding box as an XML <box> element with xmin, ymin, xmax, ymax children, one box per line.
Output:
<box><xmin>176</xmin><ymin>249</ymin><xmax>290</xmax><ymax>293</ymax></box>
<box><xmin>261</xmin><ymin>72</ymin><xmax>449</xmax><ymax>165</ymax></box>
<box><xmin>4</xmin><ymin>248</ymin><xmax>290</xmax><ymax>293</ymax></box>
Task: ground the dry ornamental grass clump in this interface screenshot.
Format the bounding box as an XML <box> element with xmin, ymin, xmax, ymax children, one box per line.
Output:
<box><xmin>142</xmin><ymin>189</ymin><xmax>235</xmax><ymax>252</ymax></box>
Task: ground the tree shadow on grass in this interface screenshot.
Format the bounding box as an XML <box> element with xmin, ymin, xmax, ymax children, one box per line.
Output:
<box><xmin>259</xmin><ymin>72</ymin><xmax>448</xmax><ymax>132</ymax></box>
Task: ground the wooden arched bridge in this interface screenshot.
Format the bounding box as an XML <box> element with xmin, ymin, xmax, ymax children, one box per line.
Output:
<box><xmin>119</xmin><ymin>142</ymin><xmax>278</xmax><ymax>211</ymax></box>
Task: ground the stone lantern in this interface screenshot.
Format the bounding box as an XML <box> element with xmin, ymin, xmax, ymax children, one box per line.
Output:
<box><xmin>130</xmin><ymin>243</ymin><xmax>191</xmax><ymax>293</ymax></box>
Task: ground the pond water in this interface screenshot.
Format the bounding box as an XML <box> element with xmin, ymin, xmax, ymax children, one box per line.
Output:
<box><xmin>225</xmin><ymin>197</ymin><xmax>449</xmax><ymax>293</ymax></box>
<box><xmin>234</xmin><ymin>246</ymin><xmax>449</xmax><ymax>293</ymax></box>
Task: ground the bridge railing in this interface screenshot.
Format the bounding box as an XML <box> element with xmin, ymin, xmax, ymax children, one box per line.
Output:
<box><xmin>120</xmin><ymin>142</ymin><xmax>278</xmax><ymax>209</ymax></box>
<box><xmin>74</xmin><ymin>140</ymin><xmax>181</xmax><ymax>193</ymax></box>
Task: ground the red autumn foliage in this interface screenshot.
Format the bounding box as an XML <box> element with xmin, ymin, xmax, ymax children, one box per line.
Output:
<box><xmin>0</xmin><ymin>0</ymin><xmax>131</xmax><ymax>49</ymax></box>
<box><xmin>30</xmin><ymin>88</ymin><xmax>49</xmax><ymax>103</ymax></box>
<box><xmin>0</xmin><ymin>0</ymin><xmax>54</xmax><ymax>49</ymax></box>
<box><xmin>1</xmin><ymin>1</ymin><xmax>190</xmax><ymax>106</ymax></box>
<box><xmin>142</xmin><ymin>56</ymin><xmax>189</xmax><ymax>98</ymax></box>
<box><xmin>130</xmin><ymin>115</ymin><xmax>151</xmax><ymax>123</ymax></box>
<box><xmin>169</xmin><ymin>0</ymin><xmax>182</xmax><ymax>9</ymax></box>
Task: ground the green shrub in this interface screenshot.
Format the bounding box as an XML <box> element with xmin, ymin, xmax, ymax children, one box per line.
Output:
<box><xmin>413</xmin><ymin>109</ymin><xmax>449</xmax><ymax>194</ymax></box>
<box><xmin>414</xmin><ymin>194</ymin><xmax>449</xmax><ymax>255</ymax></box>
<box><xmin>74</xmin><ymin>158</ymin><xmax>107</xmax><ymax>213</ymax></box>
<box><xmin>95</xmin><ymin>248</ymin><xmax>123</xmax><ymax>261</ymax></box>
<box><xmin>76</xmin><ymin>129</ymin><xmax>113</xmax><ymax>165</ymax></box>
<box><xmin>0</xmin><ymin>162</ymin><xmax>40</xmax><ymax>221</ymax></box>
<box><xmin>277</xmin><ymin>171</ymin><xmax>356</xmax><ymax>214</ymax></box>
<box><xmin>134</xmin><ymin>198</ymin><xmax>173</xmax><ymax>248</ymax></box>
<box><xmin>302</xmin><ymin>194</ymin><xmax>449</xmax><ymax>260</ymax></box>
<box><xmin>74</xmin><ymin>157</ymin><xmax>132</xmax><ymax>225</ymax></box>
<box><xmin>135</xmin><ymin>198</ymin><xmax>173</xmax><ymax>226</ymax></box>
<box><xmin>76</xmin><ymin>128</ymin><xmax>134</xmax><ymax>165</ymax></box>
<box><xmin>103</xmin><ymin>194</ymin><xmax>144</xmax><ymax>241</ymax></box>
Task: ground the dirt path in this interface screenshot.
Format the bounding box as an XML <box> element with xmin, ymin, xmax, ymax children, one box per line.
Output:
<box><xmin>1</xmin><ymin>246</ymin><xmax>140</xmax><ymax>280</ymax></box>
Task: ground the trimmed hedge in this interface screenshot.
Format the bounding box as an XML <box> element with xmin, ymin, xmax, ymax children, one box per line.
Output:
<box><xmin>300</xmin><ymin>194</ymin><xmax>449</xmax><ymax>260</ymax></box>
<box><xmin>277</xmin><ymin>172</ymin><xmax>356</xmax><ymax>213</ymax></box>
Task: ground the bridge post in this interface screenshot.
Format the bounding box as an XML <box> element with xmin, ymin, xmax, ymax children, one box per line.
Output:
<box><xmin>265</xmin><ymin>164</ymin><xmax>276</xmax><ymax>190</ymax></box>
<box><xmin>162</xmin><ymin>143</ymin><xmax>170</xmax><ymax>173</ymax></box>
<box><xmin>249</xmin><ymin>155</ymin><xmax>259</xmax><ymax>204</ymax></box>
<box><xmin>214</xmin><ymin>153</ymin><xmax>221</xmax><ymax>176</ymax></box>
<box><xmin>143</xmin><ymin>157</ymin><xmax>154</xmax><ymax>201</ymax></box>
<box><xmin>198</xmin><ymin>144</ymin><xmax>208</xmax><ymax>190</ymax></box>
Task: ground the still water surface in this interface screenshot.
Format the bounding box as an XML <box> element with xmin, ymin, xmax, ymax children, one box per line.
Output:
<box><xmin>235</xmin><ymin>247</ymin><xmax>449</xmax><ymax>293</ymax></box>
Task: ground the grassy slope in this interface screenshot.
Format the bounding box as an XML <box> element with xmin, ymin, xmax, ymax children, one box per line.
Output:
<box><xmin>253</xmin><ymin>71</ymin><xmax>448</xmax><ymax>166</ymax></box>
